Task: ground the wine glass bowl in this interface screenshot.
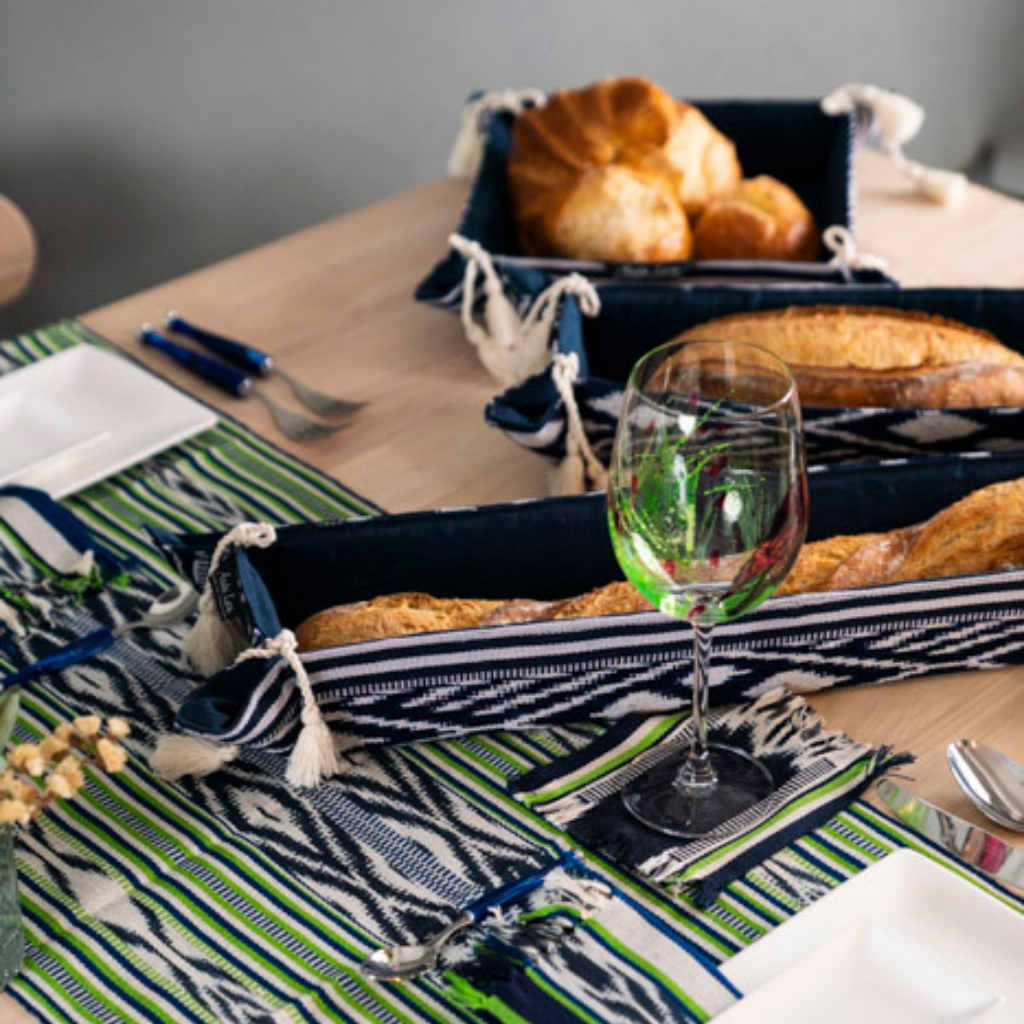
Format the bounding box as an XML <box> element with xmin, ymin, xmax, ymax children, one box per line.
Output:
<box><xmin>608</xmin><ymin>338</ymin><xmax>807</xmax><ymax>837</ymax></box>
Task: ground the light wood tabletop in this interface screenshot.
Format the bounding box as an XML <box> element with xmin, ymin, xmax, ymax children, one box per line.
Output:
<box><xmin>0</xmin><ymin>146</ymin><xmax>1017</xmax><ymax>1024</ymax></box>
<box><xmin>78</xmin><ymin>146</ymin><xmax>1024</xmax><ymax>846</ymax></box>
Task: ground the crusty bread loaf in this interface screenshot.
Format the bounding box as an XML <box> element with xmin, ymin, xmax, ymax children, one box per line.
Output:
<box><xmin>677</xmin><ymin>306</ymin><xmax>1024</xmax><ymax>408</ymax></box>
<box><xmin>293</xmin><ymin>479</ymin><xmax>1024</xmax><ymax>652</ymax></box>
<box><xmin>507</xmin><ymin>77</ymin><xmax>740</xmax><ymax>262</ymax></box>
<box><xmin>293</xmin><ymin>593</ymin><xmax>507</xmax><ymax>651</ymax></box>
<box><xmin>778</xmin><ymin>478</ymin><xmax>1024</xmax><ymax>594</ymax></box>
<box><xmin>692</xmin><ymin>176</ymin><xmax>820</xmax><ymax>262</ymax></box>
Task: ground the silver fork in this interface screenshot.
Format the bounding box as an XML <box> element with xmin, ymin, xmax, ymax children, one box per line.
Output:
<box><xmin>273</xmin><ymin>370</ymin><xmax>366</xmax><ymax>419</ymax></box>
<box><xmin>140</xmin><ymin>325</ymin><xmax>343</xmax><ymax>443</ymax></box>
<box><xmin>249</xmin><ymin>390</ymin><xmax>342</xmax><ymax>443</ymax></box>
<box><xmin>165</xmin><ymin>311</ymin><xmax>365</xmax><ymax>420</ymax></box>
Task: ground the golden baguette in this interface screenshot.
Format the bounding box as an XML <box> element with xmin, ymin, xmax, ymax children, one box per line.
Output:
<box><xmin>676</xmin><ymin>306</ymin><xmax>1024</xmax><ymax>408</ymax></box>
<box><xmin>294</xmin><ymin>478</ymin><xmax>1024</xmax><ymax>651</ymax></box>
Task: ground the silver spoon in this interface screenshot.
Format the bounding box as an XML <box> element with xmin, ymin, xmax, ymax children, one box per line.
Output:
<box><xmin>361</xmin><ymin>850</ymin><xmax>581</xmax><ymax>983</ymax></box>
<box><xmin>948</xmin><ymin>739</ymin><xmax>1024</xmax><ymax>832</ymax></box>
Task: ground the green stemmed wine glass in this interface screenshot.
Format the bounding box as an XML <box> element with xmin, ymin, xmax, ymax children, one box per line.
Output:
<box><xmin>608</xmin><ymin>338</ymin><xmax>808</xmax><ymax>837</ymax></box>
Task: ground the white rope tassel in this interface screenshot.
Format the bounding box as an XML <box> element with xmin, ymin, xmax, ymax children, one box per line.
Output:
<box><xmin>822</xmin><ymin>83</ymin><xmax>967</xmax><ymax>207</ymax></box>
<box><xmin>447</xmin><ymin>88</ymin><xmax>547</xmax><ymax>179</ymax></box>
<box><xmin>550</xmin><ymin>353</ymin><xmax>608</xmax><ymax>497</ymax></box>
<box><xmin>822</xmin><ymin>225</ymin><xmax>890</xmax><ymax>275</ymax></box>
<box><xmin>449</xmin><ymin>234</ymin><xmax>524</xmax><ymax>386</ymax></box>
<box><xmin>450</xmin><ymin>235</ymin><xmax>602</xmax><ymax>387</ymax></box>
<box><xmin>186</xmin><ymin>522</ymin><xmax>278</xmax><ymax>677</ymax></box>
<box><xmin>520</xmin><ymin>273</ymin><xmax>601</xmax><ymax>380</ymax></box>
<box><xmin>151</xmin><ymin>735</ymin><xmax>239</xmax><ymax>781</ymax></box>
<box><xmin>238</xmin><ymin>630</ymin><xmax>340</xmax><ymax>788</ymax></box>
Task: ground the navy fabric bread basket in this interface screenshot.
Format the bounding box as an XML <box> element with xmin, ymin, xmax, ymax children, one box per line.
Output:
<box><xmin>487</xmin><ymin>285</ymin><xmax>1024</xmax><ymax>468</ymax></box>
<box><xmin>416</xmin><ymin>98</ymin><xmax>892</xmax><ymax>308</ymax></box>
<box><xmin>159</xmin><ymin>451</ymin><xmax>1024</xmax><ymax>757</ymax></box>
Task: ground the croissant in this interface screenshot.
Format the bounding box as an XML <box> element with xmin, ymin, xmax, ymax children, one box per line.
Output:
<box><xmin>506</xmin><ymin>76</ymin><xmax>741</xmax><ymax>262</ymax></box>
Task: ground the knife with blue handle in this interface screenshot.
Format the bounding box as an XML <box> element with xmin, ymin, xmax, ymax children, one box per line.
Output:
<box><xmin>139</xmin><ymin>325</ymin><xmax>253</xmax><ymax>397</ymax></box>
<box><xmin>165</xmin><ymin>311</ymin><xmax>274</xmax><ymax>377</ymax></box>
<box><xmin>877</xmin><ymin>779</ymin><xmax>1023</xmax><ymax>895</ymax></box>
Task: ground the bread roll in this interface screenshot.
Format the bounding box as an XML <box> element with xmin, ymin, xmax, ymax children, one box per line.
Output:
<box><xmin>507</xmin><ymin>77</ymin><xmax>740</xmax><ymax>262</ymax></box>
<box><xmin>293</xmin><ymin>478</ymin><xmax>1024</xmax><ymax>651</ymax></box>
<box><xmin>677</xmin><ymin>306</ymin><xmax>1024</xmax><ymax>408</ymax></box>
<box><xmin>692</xmin><ymin>176</ymin><xmax>820</xmax><ymax>262</ymax></box>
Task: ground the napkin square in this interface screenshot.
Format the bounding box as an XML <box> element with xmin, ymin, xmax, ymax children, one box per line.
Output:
<box><xmin>439</xmin><ymin>862</ymin><xmax>740</xmax><ymax>1024</ymax></box>
<box><xmin>509</xmin><ymin>690</ymin><xmax>913</xmax><ymax>907</ymax></box>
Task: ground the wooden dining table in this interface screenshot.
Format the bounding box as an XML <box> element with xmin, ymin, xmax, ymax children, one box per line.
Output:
<box><xmin>3</xmin><ymin>147</ymin><xmax>1020</xmax><ymax>1022</ymax></box>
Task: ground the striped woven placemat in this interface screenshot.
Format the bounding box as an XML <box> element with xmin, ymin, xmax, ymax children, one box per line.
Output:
<box><xmin>0</xmin><ymin>322</ymin><xmax>1016</xmax><ymax>1024</ymax></box>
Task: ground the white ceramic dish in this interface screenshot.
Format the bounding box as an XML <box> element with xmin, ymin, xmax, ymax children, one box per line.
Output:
<box><xmin>719</xmin><ymin>849</ymin><xmax>1022</xmax><ymax>1021</ymax></box>
<box><xmin>0</xmin><ymin>346</ymin><xmax>217</xmax><ymax>497</ymax></box>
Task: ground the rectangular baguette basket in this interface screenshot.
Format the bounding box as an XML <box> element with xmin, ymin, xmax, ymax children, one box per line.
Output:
<box><xmin>158</xmin><ymin>451</ymin><xmax>1024</xmax><ymax>763</ymax></box>
<box><xmin>487</xmin><ymin>285</ymin><xmax>1024</xmax><ymax>471</ymax></box>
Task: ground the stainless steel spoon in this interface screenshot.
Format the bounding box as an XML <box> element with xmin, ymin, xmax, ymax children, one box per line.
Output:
<box><xmin>361</xmin><ymin>850</ymin><xmax>581</xmax><ymax>983</ymax></box>
<box><xmin>948</xmin><ymin>739</ymin><xmax>1024</xmax><ymax>832</ymax></box>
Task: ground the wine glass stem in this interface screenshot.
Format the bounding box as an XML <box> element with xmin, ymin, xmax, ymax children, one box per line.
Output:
<box><xmin>679</xmin><ymin>620</ymin><xmax>716</xmax><ymax>788</ymax></box>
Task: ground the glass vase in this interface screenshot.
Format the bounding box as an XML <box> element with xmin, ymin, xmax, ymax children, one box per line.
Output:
<box><xmin>0</xmin><ymin>827</ymin><xmax>23</xmax><ymax>987</ymax></box>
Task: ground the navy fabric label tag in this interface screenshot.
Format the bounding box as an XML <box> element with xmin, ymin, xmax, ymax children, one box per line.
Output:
<box><xmin>211</xmin><ymin>555</ymin><xmax>245</xmax><ymax>622</ymax></box>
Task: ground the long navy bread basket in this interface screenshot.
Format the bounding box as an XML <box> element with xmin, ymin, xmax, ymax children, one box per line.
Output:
<box><xmin>158</xmin><ymin>452</ymin><xmax>1024</xmax><ymax>756</ymax></box>
<box><xmin>487</xmin><ymin>285</ymin><xmax>1024</xmax><ymax>468</ymax></box>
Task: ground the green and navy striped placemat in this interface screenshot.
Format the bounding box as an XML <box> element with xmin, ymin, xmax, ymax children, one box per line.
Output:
<box><xmin>0</xmin><ymin>322</ymin><xmax>1017</xmax><ymax>1024</ymax></box>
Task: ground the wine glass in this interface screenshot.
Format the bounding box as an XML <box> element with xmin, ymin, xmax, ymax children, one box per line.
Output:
<box><xmin>607</xmin><ymin>338</ymin><xmax>807</xmax><ymax>837</ymax></box>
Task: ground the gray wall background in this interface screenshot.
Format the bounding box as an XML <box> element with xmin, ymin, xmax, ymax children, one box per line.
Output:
<box><xmin>2</xmin><ymin>0</ymin><xmax>1022</xmax><ymax>334</ymax></box>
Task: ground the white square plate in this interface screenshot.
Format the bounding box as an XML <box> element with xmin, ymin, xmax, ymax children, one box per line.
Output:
<box><xmin>719</xmin><ymin>850</ymin><xmax>1022</xmax><ymax>1021</ymax></box>
<box><xmin>0</xmin><ymin>346</ymin><xmax>217</xmax><ymax>497</ymax></box>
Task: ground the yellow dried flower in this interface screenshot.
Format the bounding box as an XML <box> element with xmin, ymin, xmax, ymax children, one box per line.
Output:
<box><xmin>53</xmin><ymin>723</ymin><xmax>75</xmax><ymax>743</ymax></box>
<box><xmin>9</xmin><ymin>779</ymin><xmax>39</xmax><ymax>804</ymax></box>
<box><xmin>0</xmin><ymin>799</ymin><xmax>34</xmax><ymax>826</ymax></box>
<box><xmin>106</xmin><ymin>718</ymin><xmax>130</xmax><ymax>741</ymax></box>
<box><xmin>8</xmin><ymin>744</ymin><xmax>45</xmax><ymax>776</ymax></box>
<box><xmin>40</xmin><ymin>735</ymin><xmax>70</xmax><ymax>761</ymax></box>
<box><xmin>73</xmin><ymin>716</ymin><xmax>102</xmax><ymax>741</ymax></box>
<box><xmin>95</xmin><ymin>739</ymin><xmax>127</xmax><ymax>774</ymax></box>
<box><xmin>45</xmin><ymin>774</ymin><xmax>75</xmax><ymax>800</ymax></box>
<box><xmin>54</xmin><ymin>757</ymin><xmax>85</xmax><ymax>790</ymax></box>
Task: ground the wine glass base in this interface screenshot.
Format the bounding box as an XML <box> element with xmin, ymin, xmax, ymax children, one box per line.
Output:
<box><xmin>621</xmin><ymin>743</ymin><xmax>773</xmax><ymax>838</ymax></box>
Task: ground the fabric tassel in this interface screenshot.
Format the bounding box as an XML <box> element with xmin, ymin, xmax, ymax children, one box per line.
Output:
<box><xmin>446</xmin><ymin>88</ymin><xmax>547</xmax><ymax>179</ymax></box>
<box><xmin>152</xmin><ymin>734</ymin><xmax>239</xmax><ymax>781</ymax></box>
<box><xmin>185</xmin><ymin>610</ymin><xmax>246</xmax><ymax>678</ymax></box>
<box><xmin>551</xmin><ymin>446</ymin><xmax>587</xmax><ymax>497</ymax></box>
<box><xmin>821</xmin><ymin>83</ymin><xmax>967</xmax><ymax>208</ymax></box>
<box><xmin>550</xmin><ymin>353</ymin><xmax>608</xmax><ymax>496</ymax></box>
<box><xmin>237</xmin><ymin>629</ymin><xmax>341</xmax><ymax>788</ymax></box>
<box><xmin>286</xmin><ymin>705</ymin><xmax>340</xmax><ymax>788</ymax></box>
<box><xmin>448</xmin><ymin>237</ymin><xmax>601</xmax><ymax>387</ymax></box>
<box><xmin>186</xmin><ymin>522</ymin><xmax>278</xmax><ymax>677</ymax></box>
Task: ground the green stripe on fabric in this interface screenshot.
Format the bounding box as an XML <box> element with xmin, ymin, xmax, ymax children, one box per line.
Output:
<box><xmin>585</xmin><ymin>919</ymin><xmax>710</xmax><ymax>1021</ymax></box>
<box><xmin>522</xmin><ymin>967</ymin><xmax>605</xmax><ymax>1024</ymax></box>
<box><xmin>520</xmin><ymin>715</ymin><xmax>683</xmax><ymax>806</ymax></box>
<box><xmin>674</xmin><ymin>758</ymin><xmax>873</xmax><ymax>880</ymax></box>
<box><xmin>19</xmin><ymin>861</ymin><xmax>216</xmax><ymax>1024</ymax></box>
